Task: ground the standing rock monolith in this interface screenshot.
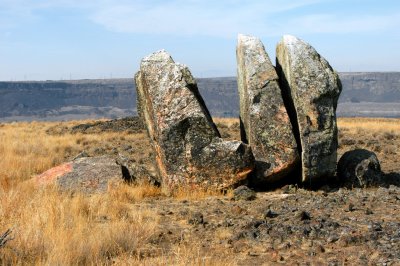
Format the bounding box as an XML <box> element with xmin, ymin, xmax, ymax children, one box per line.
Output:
<box><xmin>276</xmin><ymin>35</ymin><xmax>342</xmax><ymax>183</ymax></box>
<box><xmin>236</xmin><ymin>34</ymin><xmax>299</xmax><ymax>184</ymax></box>
<box><xmin>135</xmin><ymin>50</ymin><xmax>254</xmax><ymax>190</ymax></box>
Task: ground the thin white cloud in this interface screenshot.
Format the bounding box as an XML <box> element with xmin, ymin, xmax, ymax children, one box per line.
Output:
<box><xmin>282</xmin><ymin>13</ymin><xmax>400</xmax><ymax>35</ymax></box>
<box><xmin>85</xmin><ymin>0</ymin><xmax>400</xmax><ymax>37</ymax></box>
<box><xmin>0</xmin><ymin>0</ymin><xmax>398</xmax><ymax>37</ymax></box>
<box><xmin>89</xmin><ymin>0</ymin><xmax>323</xmax><ymax>37</ymax></box>
<box><xmin>0</xmin><ymin>0</ymin><xmax>322</xmax><ymax>34</ymax></box>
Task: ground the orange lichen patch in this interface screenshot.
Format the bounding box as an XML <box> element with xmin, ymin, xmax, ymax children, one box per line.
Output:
<box><xmin>154</xmin><ymin>143</ymin><xmax>168</xmax><ymax>180</ymax></box>
<box><xmin>33</xmin><ymin>162</ymin><xmax>73</xmax><ymax>186</ymax></box>
<box><xmin>270</xmin><ymin>157</ymin><xmax>298</xmax><ymax>176</ymax></box>
<box><xmin>307</xmin><ymin>110</ymin><xmax>319</xmax><ymax>130</ymax></box>
<box><xmin>275</xmin><ymin>105</ymin><xmax>290</xmax><ymax>123</ymax></box>
<box><xmin>236</xmin><ymin>168</ymin><xmax>253</xmax><ymax>180</ymax></box>
<box><xmin>257</xmin><ymin>68</ymin><xmax>279</xmax><ymax>85</ymax></box>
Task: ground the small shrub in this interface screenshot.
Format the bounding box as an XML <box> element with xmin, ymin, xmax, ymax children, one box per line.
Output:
<box><xmin>383</xmin><ymin>132</ymin><xmax>396</xmax><ymax>141</ymax></box>
<box><xmin>372</xmin><ymin>144</ymin><xmax>382</xmax><ymax>153</ymax></box>
<box><xmin>341</xmin><ymin>138</ymin><xmax>356</xmax><ymax>146</ymax></box>
<box><xmin>383</xmin><ymin>145</ymin><xmax>397</xmax><ymax>155</ymax></box>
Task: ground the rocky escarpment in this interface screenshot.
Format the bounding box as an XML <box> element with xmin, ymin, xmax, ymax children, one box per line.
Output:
<box><xmin>1</xmin><ymin>72</ymin><xmax>400</xmax><ymax>121</ymax></box>
<box><xmin>236</xmin><ymin>34</ymin><xmax>299</xmax><ymax>185</ymax></box>
<box><xmin>339</xmin><ymin>72</ymin><xmax>400</xmax><ymax>103</ymax></box>
<box><xmin>0</xmin><ymin>78</ymin><xmax>241</xmax><ymax>121</ymax></box>
<box><xmin>135</xmin><ymin>50</ymin><xmax>254</xmax><ymax>191</ymax></box>
<box><xmin>0</xmin><ymin>79</ymin><xmax>136</xmax><ymax>120</ymax></box>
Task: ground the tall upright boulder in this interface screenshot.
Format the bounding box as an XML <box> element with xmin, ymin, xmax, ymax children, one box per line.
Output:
<box><xmin>135</xmin><ymin>50</ymin><xmax>254</xmax><ymax>190</ymax></box>
<box><xmin>236</xmin><ymin>34</ymin><xmax>299</xmax><ymax>184</ymax></box>
<box><xmin>276</xmin><ymin>35</ymin><xmax>342</xmax><ymax>183</ymax></box>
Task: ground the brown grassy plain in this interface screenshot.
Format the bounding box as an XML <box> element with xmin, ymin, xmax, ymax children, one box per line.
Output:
<box><xmin>0</xmin><ymin>117</ymin><xmax>399</xmax><ymax>264</ymax></box>
<box><xmin>337</xmin><ymin>117</ymin><xmax>400</xmax><ymax>173</ymax></box>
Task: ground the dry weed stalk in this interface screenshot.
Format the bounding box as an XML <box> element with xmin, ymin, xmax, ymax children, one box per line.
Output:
<box><xmin>0</xmin><ymin>229</ymin><xmax>13</xmax><ymax>248</ymax></box>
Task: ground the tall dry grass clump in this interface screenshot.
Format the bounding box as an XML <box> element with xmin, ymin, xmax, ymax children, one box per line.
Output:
<box><xmin>0</xmin><ymin>121</ymin><xmax>159</xmax><ymax>264</ymax></box>
<box><xmin>0</xmin><ymin>120</ymin><xmax>233</xmax><ymax>264</ymax></box>
<box><xmin>0</xmin><ymin>121</ymin><xmax>81</xmax><ymax>186</ymax></box>
<box><xmin>170</xmin><ymin>186</ymin><xmax>233</xmax><ymax>200</ymax></box>
<box><xmin>0</xmin><ymin>183</ymin><xmax>159</xmax><ymax>265</ymax></box>
<box><xmin>0</xmin><ymin>121</ymin><xmax>141</xmax><ymax>187</ymax></box>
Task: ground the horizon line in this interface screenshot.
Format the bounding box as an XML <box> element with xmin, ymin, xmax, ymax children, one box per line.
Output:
<box><xmin>1</xmin><ymin>71</ymin><xmax>400</xmax><ymax>83</ymax></box>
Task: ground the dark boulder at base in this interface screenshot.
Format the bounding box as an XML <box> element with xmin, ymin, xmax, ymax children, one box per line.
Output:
<box><xmin>135</xmin><ymin>50</ymin><xmax>254</xmax><ymax>191</ymax></box>
<box><xmin>337</xmin><ymin>149</ymin><xmax>382</xmax><ymax>188</ymax></box>
<box><xmin>233</xmin><ymin>185</ymin><xmax>256</xmax><ymax>201</ymax></box>
<box><xmin>236</xmin><ymin>34</ymin><xmax>299</xmax><ymax>184</ymax></box>
<box><xmin>276</xmin><ymin>35</ymin><xmax>342</xmax><ymax>183</ymax></box>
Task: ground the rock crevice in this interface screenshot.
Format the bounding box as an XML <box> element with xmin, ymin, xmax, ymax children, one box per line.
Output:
<box><xmin>236</xmin><ymin>34</ymin><xmax>299</xmax><ymax>185</ymax></box>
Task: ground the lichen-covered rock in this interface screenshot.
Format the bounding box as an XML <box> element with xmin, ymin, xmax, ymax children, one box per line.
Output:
<box><xmin>236</xmin><ymin>34</ymin><xmax>299</xmax><ymax>184</ymax></box>
<box><xmin>337</xmin><ymin>149</ymin><xmax>382</xmax><ymax>188</ymax></box>
<box><xmin>276</xmin><ymin>35</ymin><xmax>342</xmax><ymax>183</ymax></box>
<box><xmin>34</xmin><ymin>156</ymin><xmax>128</xmax><ymax>194</ymax></box>
<box><xmin>135</xmin><ymin>50</ymin><xmax>254</xmax><ymax>190</ymax></box>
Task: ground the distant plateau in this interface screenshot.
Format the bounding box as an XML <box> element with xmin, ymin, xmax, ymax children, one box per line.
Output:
<box><xmin>0</xmin><ymin>72</ymin><xmax>399</xmax><ymax>121</ymax></box>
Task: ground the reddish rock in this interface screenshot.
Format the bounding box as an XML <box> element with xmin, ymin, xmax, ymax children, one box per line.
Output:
<box><xmin>35</xmin><ymin>162</ymin><xmax>73</xmax><ymax>186</ymax></box>
<box><xmin>33</xmin><ymin>156</ymin><xmax>125</xmax><ymax>194</ymax></box>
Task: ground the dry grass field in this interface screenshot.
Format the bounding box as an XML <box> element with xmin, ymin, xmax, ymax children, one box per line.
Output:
<box><xmin>0</xmin><ymin>117</ymin><xmax>399</xmax><ymax>265</ymax></box>
<box><xmin>337</xmin><ymin>117</ymin><xmax>400</xmax><ymax>173</ymax></box>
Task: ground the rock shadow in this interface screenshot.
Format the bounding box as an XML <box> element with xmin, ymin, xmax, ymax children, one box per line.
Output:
<box><xmin>380</xmin><ymin>172</ymin><xmax>400</xmax><ymax>188</ymax></box>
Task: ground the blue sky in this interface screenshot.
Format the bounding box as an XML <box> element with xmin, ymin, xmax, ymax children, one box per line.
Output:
<box><xmin>0</xmin><ymin>0</ymin><xmax>399</xmax><ymax>81</ymax></box>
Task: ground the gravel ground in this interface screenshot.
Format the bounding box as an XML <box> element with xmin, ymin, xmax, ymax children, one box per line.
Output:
<box><xmin>45</xmin><ymin>117</ymin><xmax>400</xmax><ymax>264</ymax></box>
<box><xmin>133</xmin><ymin>185</ymin><xmax>400</xmax><ymax>265</ymax></box>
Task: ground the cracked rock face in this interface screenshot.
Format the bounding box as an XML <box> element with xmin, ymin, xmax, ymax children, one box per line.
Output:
<box><xmin>135</xmin><ymin>50</ymin><xmax>254</xmax><ymax>190</ymax></box>
<box><xmin>236</xmin><ymin>34</ymin><xmax>299</xmax><ymax>184</ymax></box>
<box><xmin>276</xmin><ymin>35</ymin><xmax>342</xmax><ymax>183</ymax></box>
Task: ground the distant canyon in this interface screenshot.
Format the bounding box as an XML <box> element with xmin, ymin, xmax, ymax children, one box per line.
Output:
<box><xmin>0</xmin><ymin>72</ymin><xmax>399</xmax><ymax>121</ymax></box>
